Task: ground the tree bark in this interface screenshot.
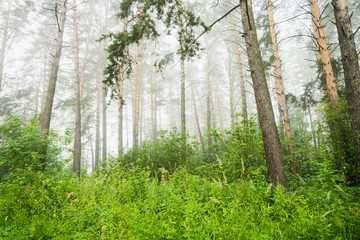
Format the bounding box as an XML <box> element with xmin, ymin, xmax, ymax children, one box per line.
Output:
<box><xmin>79</xmin><ymin>0</ymin><xmax>96</xmax><ymax>98</ymax></box>
<box><xmin>239</xmin><ymin>0</ymin><xmax>288</xmax><ymax>189</ymax></box>
<box><xmin>95</xmin><ymin>45</ymin><xmax>102</xmax><ymax>170</ymax></box>
<box><xmin>310</xmin><ymin>0</ymin><xmax>339</xmax><ymax>102</ymax></box>
<box><xmin>332</xmin><ymin>0</ymin><xmax>360</xmax><ymax>180</ymax></box>
<box><xmin>102</xmin><ymin>87</ymin><xmax>107</xmax><ymax>165</ymax></box>
<box><xmin>118</xmin><ymin>18</ymin><xmax>127</xmax><ymax>157</ymax></box>
<box><xmin>180</xmin><ymin>50</ymin><xmax>186</xmax><ymax>136</ymax></box>
<box><xmin>205</xmin><ymin>33</ymin><xmax>213</xmax><ymax>163</ymax></box>
<box><xmin>42</xmin><ymin>23</ymin><xmax>57</xmax><ymax>110</ymax></box>
<box><xmin>0</xmin><ymin>0</ymin><xmax>12</xmax><ymax>90</ymax></box>
<box><xmin>72</xmin><ymin>0</ymin><xmax>81</xmax><ymax>177</ymax></box>
<box><xmin>132</xmin><ymin>42</ymin><xmax>141</xmax><ymax>149</ymax></box>
<box><xmin>40</xmin><ymin>0</ymin><xmax>67</xmax><ymax>137</ymax></box>
<box><xmin>151</xmin><ymin>42</ymin><xmax>158</xmax><ymax>143</ymax></box>
<box><xmin>228</xmin><ymin>51</ymin><xmax>235</xmax><ymax>122</ymax></box>
<box><xmin>266</xmin><ymin>0</ymin><xmax>294</xmax><ymax>167</ymax></box>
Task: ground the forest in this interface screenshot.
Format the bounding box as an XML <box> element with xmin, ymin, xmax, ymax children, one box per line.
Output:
<box><xmin>0</xmin><ymin>0</ymin><xmax>360</xmax><ymax>239</ymax></box>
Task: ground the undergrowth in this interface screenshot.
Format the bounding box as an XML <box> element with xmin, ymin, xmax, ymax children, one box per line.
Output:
<box><xmin>0</xmin><ymin>166</ymin><xmax>359</xmax><ymax>239</ymax></box>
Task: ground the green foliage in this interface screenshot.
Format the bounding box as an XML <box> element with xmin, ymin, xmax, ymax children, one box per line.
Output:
<box><xmin>103</xmin><ymin>0</ymin><xmax>206</xmax><ymax>100</ymax></box>
<box><xmin>118</xmin><ymin>128</ymin><xmax>200</xmax><ymax>176</ymax></box>
<box><xmin>0</xmin><ymin>115</ymin><xmax>64</xmax><ymax>181</ymax></box>
<box><xmin>0</xmin><ymin>167</ymin><xmax>359</xmax><ymax>239</ymax></box>
<box><xmin>323</xmin><ymin>99</ymin><xmax>358</xmax><ymax>185</ymax></box>
<box><xmin>208</xmin><ymin>114</ymin><xmax>266</xmax><ymax>182</ymax></box>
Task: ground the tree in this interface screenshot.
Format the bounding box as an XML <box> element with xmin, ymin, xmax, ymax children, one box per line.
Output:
<box><xmin>229</xmin><ymin>5</ymin><xmax>248</xmax><ymax>121</ymax></box>
<box><xmin>72</xmin><ymin>0</ymin><xmax>81</xmax><ymax>177</ymax></box>
<box><xmin>239</xmin><ymin>0</ymin><xmax>288</xmax><ymax>188</ymax></box>
<box><xmin>266</xmin><ymin>0</ymin><xmax>294</xmax><ymax>169</ymax></box>
<box><xmin>309</xmin><ymin>0</ymin><xmax>338</xmax><ymax>102</ymax></box>
<box><xmin>40</xmin><ymin>0</ymin><xmax>67</xmax><ymax>137</ymax></box>
<box><xmin>332</xmin><ymin>0</ymin><xmax>360</xmax><ymax>181</ymax></box>
<box><xmin>0</xmin><ymin>0</ymin><xmax>33</xmax><ymax>90</ymax></box>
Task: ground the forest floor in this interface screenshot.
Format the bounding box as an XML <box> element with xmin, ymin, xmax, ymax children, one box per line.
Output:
<box><xmin>1</xmin><ymin>167</ymin><xmax>359</xmax><ymax>239</ymax></box>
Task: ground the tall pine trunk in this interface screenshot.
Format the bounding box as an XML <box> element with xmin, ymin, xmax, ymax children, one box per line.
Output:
<box><xmin>309</xmin><ymin>0</ymin><xmax>338</xmax><ymax>102</ymax></box>
<box><xmin>239</xmin><ymin>0</ymin><xmax>288</xmax><ymax>189</ymax></box>
<box><xmin>95</xmin><ymin>45</ymin><xmax>102</xmax><ymax>169</ymax></box>
<box><xmin>72</xmin><ymin>0</ymin><xmax>81</xmax><ymax>177</ymax></box>
<box><xmin>266</xmin><ymin>0</ymin><xmax>294</xmax><ymax>169</ymax></box>
<box><xmin>118</xmin><ymin>18</ymin><xmax>127</xmax><ymax>157</ymax></box>
<box><xmin>40</xmin><ymin>0</ymin><xmax>67</xmax><ymax>137</ymax></box>
<box><xmin>205</xmin><ymin>33</ymin><xmax>213</xmax><ymax>163</ymax></box>
<box><xmin>79</xmin><ymin>0</ymin><xmax>96</xmax><ymax>98</ymax></box>
<box><xmin>332</xmin><ymin>0</ymin><xmax>360</xmax><ymax>182</ymax></box>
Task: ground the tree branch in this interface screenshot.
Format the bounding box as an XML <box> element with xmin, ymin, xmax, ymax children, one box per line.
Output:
<box><xmin>193</xmin><ymin>4</ymin><xmax>241</xmax><ymax>43</ymax></box>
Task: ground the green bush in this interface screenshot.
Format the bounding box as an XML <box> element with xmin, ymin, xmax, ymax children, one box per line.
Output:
<box><xmin>0</xmin><ymin>115</ymin><xmax>63</xmax><ymax>181</ymax></box>
<box><xmin>118</xmin><ymin>128</ymin><xmax>201</xmax><ymax>176</ymax></box>
<box><xmin>207</xmin><ymin>114</ymin><xmax>266</xmax><ymax>182</ymax></box>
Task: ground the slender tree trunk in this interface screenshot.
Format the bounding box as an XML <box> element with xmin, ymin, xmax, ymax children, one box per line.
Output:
<box><xmin>42</xmin><ymin>23</ymin><xmax>57</xmax><ymax>110</ymax></box>
<box><xmin>79</xmin><ymin>0</ymin><xmax>96</xmax><ymax>98</ymax></box>
<box><xmin>138</xmin><ymin>49</ymin><xmax>143</xmax><ymax>144</ymax></box>
<box><xmin>266</xmin><ymin>0</ymin><xmax>294</xmax><ymax>170</ymax></box>
<box><xmin>0</xmin><ymin>0</ymin><xmax>12</xmax><ymax>90</ymax></box>
<box><xmin>205</xmin><ymin>33</ymin><xmax>213</xmax><ymax>163</ymax></box>
<box><xmin>180</xmin><ymin>52</ymin><xmax>186</xmax><ymax>136</ymax></box>
<box><xmin>230</xmin><ymin>8</ymin><xmax>248</xmax><ymax>121</ymax></box>
<box><xmin>95</xmin><ymin>45</ymin><xmax>102</xmax><ymax>170</ymax></box>
<box><xmin>190</xmin><ymin>75</ymin><xmax>205</xmax><ymax>153</ymax></box>
<box><xmin>332</xmin><ymin>0</ymin><xmax>360</xmax><ymax>180</ymax></box>
<box><xmin>216</xmin><ymin>93</ymin><xmax>224</xmax><ymax>132</ymax></box>
<box><xmin>132</xmin><ymin>42</ymin><xmax>141</xmax><ymax>149</ymax></box>
<box><xmin>228</xmin><ymin>51</ymin><xmax>235</xmax><ymax>122</ymax></box>
<box><xmin>40</xmin><ymin>0</ymin><xmax>67</xmax><ymax>137</ymax></box>
<box><xmin>118</xmin><ymin>18</ymin><xmax>127</xmax><ymax>157</ymax></box>
<box><xmin>89</xmin><ymin>133</ymin><xmax>95</xmax><ymax>173</ymax></box>
<box><xmin>151</xmin><ymin>42</ymin><xmax>158</xmax><ymax>143</ymax></box>
<box><xmin>310</xmin><ymin>0</ymin><xmax>339</xmax><ymax>102</ymax></box>
<box><xmin>169</xmin><ymin>84</ymin><xmax>175</xmax><ymax>128</ymax></box>
<box><xmin>239</xmin><ymin>0</ymin><xmax>288</xmax><ymax>189</ymax></box>
<box><xmin>102</xmin><ymin>88</ymin><xmax>107</xmax><ymax>165</ymax></box>
<box><xmin>72</xmin><ymin>0</ymin><xmax>81</xmax><ymax>177</ymax></box>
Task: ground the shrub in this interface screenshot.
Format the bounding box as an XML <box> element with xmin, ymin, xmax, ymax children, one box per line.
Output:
<box><xmin>0</xmin><ymin>115</ymin><xmax>63</xmax><ymax>181</ymax></box>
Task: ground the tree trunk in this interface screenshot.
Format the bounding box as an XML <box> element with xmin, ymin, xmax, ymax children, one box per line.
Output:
<box><xmin>228</xmin><ymin>51</ymin><xmax>235</xmax><ymax>122</ymax></box>
<box><xmin>118</xmin><ymin>18</ymin><xmax>127</xmax><ymax>157</ymax></box>
<box><xmin>132</xmin><ymin>42</ymin><xmax>141</xmax><ymax>149</ymax></box>
<box><xmin>72</xmin><ymin>0</ymin><xmax>81</xmax><ymax>177</ymax></box>
<box><xmin>95</xmin><ymin>45</ymin><xmax>102</xmax><ymax>170</ymax></box>
<box><xmin>79</xmin><ymin>0</ymin><xmax>96</xmax><ymax>98</ymax></box>
<box><xmin>42</xmin><ymin>23</ymin><xmax>57</xmax><ymax>110</ymax></box>
<box><xmin>151</xmin><ymin>42</ymin><xmax>158</xmax><ymax>143</ymax></box>
<box><xmin>230</xmin><ymin>8</ymin><xmax>248</xmax><ymax>121</ymax></box>
<box><xmin>180</xmin><ymin>52</ymin><xmax>186</xmax><ymax>136</ymax></box>
<box><xmin>332</xmin><ymin>0</ymin><xmax>360</xmax><ymax>181</ymax></box>
<box><xmin>266</xmin><ymin>0</ymin><xmax>294</xmax><ymax>168</ymax></box>
<box><xmin>239</xmin><ymin>0</ymin><xmax>288</xmax><ymax>189</ymax></box>
<box><xmin>310</xmin><ymin>0</ymin><xmax>339</xmax><ymax>102</ymax></box>
<box><xmin>102</xmin><ymin>88</ymin><xmax>107</xmax><ymax>166</ymax></box>
<box><xmin>0</xmin><ymin>0</ymin><xmax>12</xmax><ymax>90</ymax></box>
<box><xmin>205</xmin><ymin>33</ymin><xmax>213</xmax><ymax>163</ymax></box>
<box><xmin>40</xmin><ymin>0</ymin><xmax>67</xmax><ymax>137</ymax></box>
<box><xmin>189</xmin><ymin>75</ymin><xmax>205</xmax><ymax>153</ymax></box>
